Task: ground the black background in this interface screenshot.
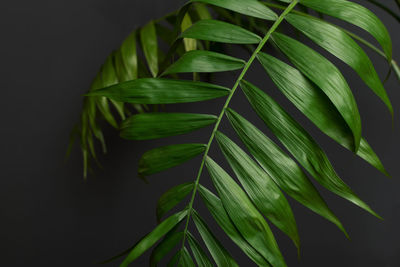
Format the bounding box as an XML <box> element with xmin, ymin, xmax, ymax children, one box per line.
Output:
<box><xmin>1</xmin><ymin>0</ymin><xmax>399</xmax><ymax>266</ymax></box>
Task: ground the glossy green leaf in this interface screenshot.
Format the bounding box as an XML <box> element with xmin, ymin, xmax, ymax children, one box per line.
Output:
<box><xmin>192</xmin><ymin>211</ymin><xmax>238</xmax><ymax>267</ymax></box>
<box><xmin>140</xmin><ymin>21</ymin><xmax>159</xmax><ymax>77</ymax></box>
<box><xmin>205</xmin><ymin>157</ymin><xmax>286</xmax><ymax>267</ymax></box>
<box><xmin>120</xmin><ymin>113</ymin><xmax>217</xmax><ymax>140</ymax></box>
<box><xmin>91</xmin><ymin>73</ymin><xmax>119</xmax><ymax>129</ymax></box>
<box><xmin>198</xmin><ymin>185</ymin><xmax>271</xmax><ymax>267</ymax></box>
<box><xmin>100</xmin><ymin>54</ymin><xmax>123</xmax><ymax>123</ymax></box>
<box><xmin>181</xmin><ymin>19</ymin><xmax>262</xmax><ymax>44</ymax></box>
<box><xmin>187</xmin><ymin>232</ymin><xmax>213</xmax><ymax>267</ymax></box>
<box><xmin>285</xmin><ymin>13</ymin><xmax>393</xmax><ymax>116</ymax></box>
<box><xmin>119</xmin><ymin>30</ymin><xmax>138</xmax><ymax>80</ymax></box>
<box><xmin>120</xmin><ymin>210</ymin><xmax>188</xmax><ymax>267</ymax></box>
<box><xmin>102</xmin><ymin>54</ymin><xmax>126</xmax><ymax>120</ymax></box>
<box><xmin>272</xmin><ymin>32</ymin><xmax>362</xmax><ymax>151</ymax></box>
<box><xmin>194</xmin><ymin>3</ymin><xmax>212</xmax><ymax>20</ymax></box>
<box><xmin>179</xmin><ymin>247</ymin><xmax>196</xmax><ymax>267</ymax></box>
<box><xmin>139</xmin><ymin>144</ymin><xmax>206</xmax><ymax>177</ymax></box>
<box><xmin>103</xmin><ymin>220</ymin><xmax>182</xmax><ymax>264</ymax></box>
<box><xmin>300</xmin><ymin>0</ymin><xmax>392</xmax><ymax>60</ymax></box>
<box><xmin>87</xmin><ymin>78</ymin><xmax>230</xmax><ymax>104</ymax></box>
<box><xmin>358</xmin><ymin>138</ymin><xmax>389</xmax><ymax>177</ymax></box>
<box><xmin>163</xmin><ymin>50</ymin><xmax>245</xmax><ymax>75</ymax></box>
<box><xmin>101</xmin><ymin>54</ymin><xmax>118</xmax><ymax>87</ymax></box>
<box><xmin>95</xmin><ymin>97</ymin><xmax>118</xmax><ymax>129</ymax></box>
<box><xmin>257</xmin><ymin>53</ymin><xmax>388</xmax><ymax>176</ymax></box>
<box><xmin>191</xmin><ymin>0</ymin><xmax>277</xmax><ymax>20</ymax></box>
<box><xmin>156</xmin><ymin>183</ymin><xmax>194</xmax><ymax>222</ymax></box>
<box><xmin>226</xmin><ymin>109</ymin><xmax>347</xmax><ymax>236</ymax></box>
<box><xmin>215</xmin><ymin>131</ymin><xmax>300</xmax><ymax>250</ymax></box>
<box><xmin>241</xmin><ymin>80</ymin><xmax>380</xmax><ymax>218</ymax></box>
<box><xmin>115</xmin><ymin>49</ymin><xmax>130</xmax><ymax>83</ymax></box>
<box><xmin>150</xmin><ymin>231</ymin><xmax>184</xmax><ymax>267</ymax></box>
<box><xmin>181</xmin><ymin>13</ymin><xmax>197</xmax><ymax>52</ymax></box>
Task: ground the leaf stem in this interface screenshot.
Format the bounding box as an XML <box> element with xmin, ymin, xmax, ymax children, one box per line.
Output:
<box><xmin>178</xmin><ymin>0</ymin><xmax>299</xmax><ymax>256</ymax></box>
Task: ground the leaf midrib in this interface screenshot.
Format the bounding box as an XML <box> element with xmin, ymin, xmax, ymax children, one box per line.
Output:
<box><xmin>178</xmin><ymin>0</ymin><xmax>300</xmax><ymax>259</ymax></box>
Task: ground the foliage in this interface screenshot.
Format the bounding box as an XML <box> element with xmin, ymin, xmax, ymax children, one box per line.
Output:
<box><xmin>69</xmin><ymin>0</ymin><xmax>400</xmax><ymax>179</ymax></box>
<box><xmin>68</xmin><ymin>4</ymin><xmax>214</xmax><ymax>177</ymax></box>
<box><xmin>77</xmin><ymin>0</ymin><xmax>398</xmax><ymax>265</ymax></box>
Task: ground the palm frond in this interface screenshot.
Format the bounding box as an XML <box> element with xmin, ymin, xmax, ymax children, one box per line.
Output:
<box><xmin>82</xmin><ymin>0</ymin><xmax>397</xmax><ymax>265</ymax></box>
<box><xmin>69</xmin><ymin>5</ymin><xmax>213</xmax><ymax>178</ymax></box>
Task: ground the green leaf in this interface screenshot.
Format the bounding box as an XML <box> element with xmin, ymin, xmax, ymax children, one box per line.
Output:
<box><xmin>191</xmin><ymin>0</ymin><xmax>277</xmax><ymax>20</ymax></box>
<box><xmin>358</xmin><ymin>138</ymin><xmax>390</xmax><ymax>177</ymax></box>
<box><xmin>140</xmin><ymin>21</ymin><xmax>159</xmax><ymax>77</ymax></box>
<box><xmin>198</xmin><ymin>185</ymin><xmax>271</xmax><ymax>267</ymax></box>
<box><xmin>101</xmin><ymin>54</ymin><xmax>119</xmax><ymax>87</ymax></box>
<box><xmin>205</xmin><ymin>157</ymin><xmax>286</xmax><ymax>267</ymax></box>
<box><xmin>194</xmin><ymin>3</ymin><xmax>212</xmax><ymax>20</ymax></box>
<box><xmin>285</xmin><ymin>13</ymin><xmax>393</xmax><ymax>116</ymax></box>
<box><xmin>181</xmin><ymin>19</ymin><xmax>262</xmax><ymax>44</ymax></box>
<box><xmin>93</xmin><ymin>58</ymin><xmax>125</xmax><ymax>121</ymax></box>
<box><xmin>91</xmin><ymin>73</ymin><xmax>119</xmax><ymax>129</ymax></box>
<box><xmin>300</xmin><ymin>0</ymin><xmax>392</xmax><ymax>60</ymax></box>
<box><xmin>115</xmin><ymin>49</ymin><xmax>130</xmax><ymax>83</ymax></box>
<box><xmin>156</xmin><ymin>183</ymin><xmax>194</xmax><ymax>222</ymax></box>
<box><xmin>272</xmin><ymin>32</ymin><xmax>362</xmax><ymax>152</ymax></box>
<box><xmin>162</xmin><ymin>50</ymin><xmax>245</xmax><ymax>75</ymax></box>
<box><xmin>99</xmin><ymin>199</ymin><xmax>163</xmax><ymax>264</ymax></box>
<box><xmin>181</xmin><ymin>13</ymin><xmax>197</xmax><ymax>52</ymax></box>
<box><xmin>215</xmin><ymin>131</ymin><xmax>300</xmax><ymax>250</ymax></box>
<box><xmin>226</xmin><ymin>109</ymin><xmax>348</xmax><ymax>237</ymax></box>
<box><xmin>87</xmin><ymin>78</ymin><xmax>230</xmax><ymax>104</ymax></box>
<box><xmin>241</xmin><ymin>80</ymin><xmax>381</xmax><ymax>219</ymax></box>
<box><xmin>121</xmin><ymin>113</ymin><xmax>217</xmax><ymax>140</ymax></box>
<box><xmin>150</xmin><ymin>231</ymin><xmax>184</xmax><ymax>267</ymax></box>
<box><xmin>139</xmin><ymin>144</ymin><xmax>206</xmax><ymax>177</ymax></box>
<box><xmin>120</xmin><ymin>210</ymin><xmax>188</xmax><ymax>267</ymax></box>
<box><xmin>102</xmin><ymin>54</ymin><xmax>126</xmax><ymax>120</ymax></box>
<box><xmin>119</xmin><ymin>30</ymin><xmax>138</xmax><ymax>80</ymax></box>
<box><xmin>187</xmin><ymin>232</ymin><xmax>214</xmax><ymax>267</ymax></box>
<box><xmin>192</xmin><ymin>210</ymin><xmax>239</xmax><ymax>267</ymax></box>
<box><xmin>256</xmin><ymin>52</ymin><xmax>388</xmax><ymax>176</ymax></box>
<box><xmin>179</xmin><ymin>247</ymin><xmax>196</xmax><ymax>267</ymax></box>
<box><xmin>95</xmin><ymin>96</ymin><xmax>118</xmax><ymax>129</ymax></box>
